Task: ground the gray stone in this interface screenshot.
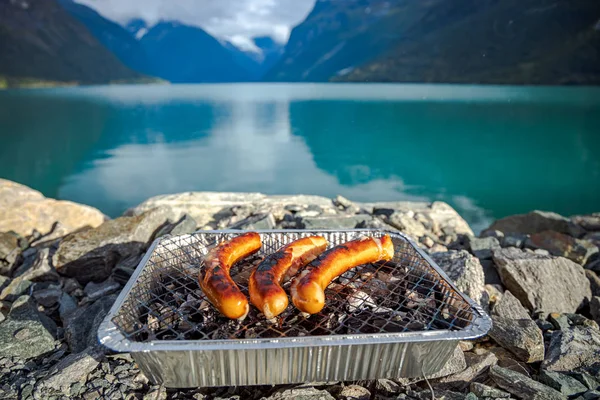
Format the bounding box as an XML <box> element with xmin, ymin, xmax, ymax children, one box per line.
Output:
<box><xmin>503</xmin><ymin>233</ymin><xmax>528</xmax><ymax>248</ymax></box>
<box><xmin>155</xmin><ymin>214</ymin><xmax>198</xmax><ymax>238</ymax></box>
<box><xmin>58</xmin><ymin>292</ymin><xmax>77</xmax><ymax>320</ymax></box>
<box><xmin>536</xmin><ymin>319</ymin><xmax>554</xmax><ymax>331</ymax></box>
<box><xmin>469</xmin><ymin>382</ymin><xmax>510</xmax><ymax>398</ymax></box>
<box><xmin>572</xmin><ymin>214</ymin><xmax>600</xmax><ymax>232</ymax></box>
<box><xmin>375</xmin><ymin>379</ymin><xmax>401</xmax><ymax>395</ymax></box>
<box><xmin>489</xmin><ymin>210</ymin><xmax>584</xmax><ymax>237</ymax></box>
<box><xmin>431</xmin><ymin>250</ymin><xmax>485</xmax><ymax>305</ymax></box>
<box><xmin>493</xmin><ymin>247</ymin><xmax>592</xmax><ymax>316</ymax></box>
<box><xmin>582</xmin><ymin>390</ymin><xmax>600</xmax><ymax>400</ymax></box>
<box><xmin>570</xmin><ymin>372</ymin><xmax>600</xmax><ymax>390</ymax></box>
<box><xmin>543</xmin><ymin>326</ymin><xmax>600</xmax><ymax>375</ymax></box>
<box><xmin>53</xmin><ymin>208</ymin><xmax>173</xmax><ymax>284</ymax></box>
<box><xmin>266</xmin><ymin>387</ymin><xmax>335</xmax><ymax>400</ymax></box>
<box><xmin>431</xmin><ymin>345</ymin><xmax>468</xmax><ymax>379</ymax></box>
<box><xmin>14</xmin><ymin>247</ymin><xmax>59</xmax><ymax>282</ymax></box>
<box><xmin>0</xmin><ymin>276</ymin><xmax>32</xmax><ymax>301</ymax></box>
<box><xmin>143</xmin><ymin>386</ymin><xmax>167</xmax><ymax>400</ymax></box>
<box><xmin>468</xmin><ymin>236</ymin><xmax>501</xmax><ymax>260</ymax></box>
<box><xmin>490</xmin><ymin>365</ymin><xmax>565</xmax><ymax>400</ymax></box>
<box><xmin>587</xmin><ymin>271</ymin><xmax>600</xmax><ymax>297</ymax></box>
<box><xmin>32</xmin><ymin>286</ymin><xmax>62</xmax><ymax>307</ymax></box>
<box><xmin>539</xmin><ymin>369</ymin><xmax>588</xmax><ymax>396</ymax></box>
<box><xmin>549</xmin><ymin>313</ymin><xmax>572</xmax><ymax>331</ymax></box>
<box><xmin>480</xmin><ymin>259</ymin><xmax>502</xmax><ymax>285</ymax></box>
<box><xmin>386</xmin><ymin>212</ymin><xmax>428</xmax><ymax>239</ymax></box>
<box><xmin>38</xmin><ymin>347</ymin><xmax>102</xmax><ymax>395</ymax></box>
<box><xmin>0</xmin><ymin>297</ymin><xmax>56</xmax><ymax>359</ymax></box>
<box><xmin>480</xmin><ymin>229</ymin><xmax>505</xmax><ymax>241</ymax></box>
<box><xmin>591</xmin><ymin>297</ymin><xmax>600</xmax><ymax>325</ymax></box>
<box><xmin>113</xmin><ymin>253</ymin><xmax>143</xmax><ymax>285</ymax></box>
<box><xmin>526</xmin><ymin>231</ymin><xmax>599</xmax><ymax>265</ymax></box>
<box><xmin>486</xmin><ymin>346</ymin><xmax>533</xmax><ymax>377</ymax></box>
<box><xmin>333</xmin><ymin>195</ymin><xmax>360</xmax><ymax>214</ymax></box>
<box><xmin>84</xmin><ymin>279</ymin><xmax>120</xmax><ymax>302</ymax></box>
<box><xmin>230</xmin><ymin>213</ymin><xmax>276</xmax><ymax>230</ymax></box>
<box><xmin>300</xmin><ymin>215</ymin><xmax>373</xmax><ymax>230</ymax></box>
<box><xmin>437</xmin><ymin>351</ymin><xmax>497</xmax><ymax>390</ymax></box>
<box><xmin>588</xmin><ymin>258</ymin><xmax>600</xmax><ymax>273</ymax></box>
<box><xmin>489</xmin><ymin>291</ymin><xmax>544</xmax><ymax>363</ymax></box>
<box><xmin>0</xmin><ymin>178</ymin><xmax>107</xmax><ymax>237</ymax></box>
<box><xmin>566</xmin><ymin>313</ymin><xmax>599</xmax><ymax>329</ymax></box>
<box><xmin>63</xmin><ymin>295</ymin><xmax>117</xmax><ymax>353</ymax></box>
<box><xmin>0</xmin><ymin>231</ymin><xmax>27</xmax><ymax>275</ymax></box>
<box><xmin>338</xmin><ymin>385</ymin><xmax>370</xmax><ymax>400</ymax></box>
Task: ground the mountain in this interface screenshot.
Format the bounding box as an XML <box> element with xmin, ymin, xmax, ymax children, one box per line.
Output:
<box><xmin>58</xmin><ymin>0</ymin><xmax>150</xmax><ymax>75</ymax></box>
<box><xmin>224</xmin><ymin>36</ymin><xmax>285</xmax><ymax>80</ymax></box>
<box><xmin>268</xmin><ymin>0</ymin><xmax>600</xmax><ymax>85</ymax></box>
<box><xmin>139</xmin><ymin>22</ymin><xmax>252</xmax><ymax>83</ymax></box>
<box><xmin>0</xmin><ymin>0</ymin><xmax>146</xmax><ymax>87</ymax></box>
<box><xmin>338</xmin><ymin>0</ymin><xmax>600</xmax><ymax>85</ymax></box>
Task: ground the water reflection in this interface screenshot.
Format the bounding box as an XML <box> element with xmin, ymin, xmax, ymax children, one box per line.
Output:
<box><xmin>0</xmin><ymin>84</ymin><xmax>599</xmax><ymax>232</ymax></box>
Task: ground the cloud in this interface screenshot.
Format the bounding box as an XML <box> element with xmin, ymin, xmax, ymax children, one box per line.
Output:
<box><xmin>73</xmin><ymin>0</ymin><xmax>315</xmax><ymax>43</ymax></box>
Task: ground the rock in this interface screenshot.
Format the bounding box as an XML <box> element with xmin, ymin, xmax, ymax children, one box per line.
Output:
<box><xmin>375</xmin><ymin>379</ymin><xmax>401</xmax><ymax>395</ymax></box>
<box><xmin>543</xmin><ymin>326</ymin><xmax>600</xmax><ymax>375</ymax></box>
<box><xmin>591</xmin><ymin>297</ymin><xmax>600</xmax><ymax>325</ymax></box>
<box><xmin>431</xmin><ymin>250</ymin><xmax>485</xmax><ymax>305</ymax></box>
<box><xmin>360</xmin><ymin>201</ymin><xmax>474</xmax><ymax>236</ymax></box>
<box><xmin>489</xmin><ymin>291</ymin><xmax>544</xmax><ymax>363</ymax></box>
<box><xmin>83</xmin><ymin>279</ymin><xmax>120</xmax><ymax>302</ymax></box>
<box><xmin>53</xmin><ymin>208</ymin><xmax>172</xmax><ymax>284</ymax></box>
<box><xmin>144</xmin><ymin>386</ymin><xmax>167</xmax><ymax>400</ymax></box>
<box><xmin>338</xmin><ymin>385</ymin><xmax>370</xmax><ymax>400</ymax></box>
<box><xmin>539</xmin><ymin>369</ymin><xmax>588</xmax><ymax>396</ymax></box>
<box><xmin>549</xmin><ymin>313</ymin><xmax>572</xmax><ymax>331</ymax></box>
<box><xmin>63</xmin><ymin>295</ymin><xmax>117</xmax><ymax>353</ymax></box>
<box><xmin>436</xmin><ymin>351</ymin><xmax>498</xmax><ymax>390</ymax></box>
<box><xmin>0</xmin><ymin>231</ymin><xmax>27</xmax><ymax>275</ymax></box>
<box><xmin>0</xmin><ymin>276</ymin><xmax>32</xmax><ymax>301</ymax></box>
<box><xmin>0</xmin><ymin>179</ymin><xmax>107</xmax><ymax>237</ymax></box>
<box><xmin>493</xmin><ymin>247</ymin><xmax>591</xmax><ymax>315</ymax></box>
<box><xmin>526</xmin><ymin>231</ymin><xmax>599</xmax><ymax>265</ymax></box>
<box><xmin>581</xmin><ymin>390</ymin><xmax>600</xmax><ymax>399</ymax></box>
<box><xmin>431</xmin><ymin>345</ymin><xmax>468</xmax><ymax>379</ymax></box>
<box><xmin>480</xmin><ymin>229</ymin><xmax>505</xmax><ymax>241</ymax></box>
<box><xmin>14</xmin><ymin>247</ymin><xmax>59</xmax><ymax>282</ymax></box>
<box><xmin>480</xmin><ymin>259</ymin><xmax>502</xmax><ymax>285</ymax></box>
<box><xmin>587</xmin><ymin>271</ymin><xmax>600</xmax><ymax>297</ymax></box>
<box><xmin>566</xmin><ymin>313</ymin><xmax>599</xmax><ymax>329</ymax></box>
<box><xmin>154</xmin><ymin>214</ymin><xmax>198</xmax><ymax>238</ymax></box>
<box><xmin>300</xmin><ymin>215</ymin><xmax>373</xmax><ymax>230</ymax></box>
<box><xmin>486</xmin><ymin>346</ymin><xmax>533</xmax><ymax>377</ymax></box>
<box><xmin>333</xmin><ymin>195</ymin><xmax>361</xmax><ymax>214</ymax></box>
<box><xmin>128</xmin><ymin>192</ymin><xmax>338</xmax><ymax>228</ymax></box>
<box><xmin>589</xmin><ymin>258</ymin><xmax>600</xmax><ymax>273</ymax></box>
<box><xmin>386</xmin><ymin>212</ymin><xmax>428</xmax><ymax>239</ymax></box>
<box><xmin>537</xmin><ymin>319</ymin><xmax>554</xmax><ymax>331</ymax></box>
<box><xmin>32</xmin><ymin>286</ymin><xmax>62</xmax><ymax>307</ymax></box>
<box><xmin>0</xmin><ymin>296</ymin><xmax>56</xmax><ymax>359</ymax></box>
<box><xmin>38</xmin><ymin>347</ymin><xmax>102</xmax><ymax>396</ymax></box>
<box><xmin>503</xmin><ymin>233</ymin><xmax>528</xmax><ymax>248</ymax></box>
<box><xmin>265</xmin><ymin>387</ymin><xmax>335</xmax><ymax>400</ymax></box>
<box><xmin>572</xmin><ymin>214</ymin><xmax>600</xmax><ymax>232</ymax></box>
<box><xmin>490</xmin><ymin>365</ymin><xmax>565</xmax><ymax>400</ymax></box>
<box><xmin>469</xmin><ymin>382</ymin><xmax>510</xmax><ymax>398</ymax></box>
<box><xmin>420</xmin><ymin>236</ymin><xmax>435</xmax><ymax>248</ymax></box>
<box><xmin>58</xmin><ymin>292</ymin><xmax>77</xmax><ymax>320</ymax></box>
<box><xmin>570</xmin><ymin>372</ymin><xmax>600</xmax><ymax>390</ymax></box>
<box><xmin>230</xmin><ymin>213</ymin><xmax>276</xmax><ymax>230</ymax></box>
<box><xmin>468</xmin><ymin>237</ymin><xmax>501</xmax><ymax>260</ymax></box>
<box><xmin>113</xmin><ymin>253</ymin><xmax>143</xmax><ymax>285</ymax></box>
<box><xmin>489</xmin><ymin>210</ymin><xmax>584</xmax><ymax>238</ymax></box>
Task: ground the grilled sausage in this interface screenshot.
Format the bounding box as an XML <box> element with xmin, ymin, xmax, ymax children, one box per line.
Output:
<box><xmin>290</xmin><ymin>235</ymin><xmax>394</xmax><ymax>314</ymax></box>
<box><xmin>199</xmin><ymin>232</ymin><xmax>261</xmax><ymax>320</ymax></box>
<box><xmin>249</xmin><ymin>236</ymin><xmax>328</xmax><ymax>319</ymax></box>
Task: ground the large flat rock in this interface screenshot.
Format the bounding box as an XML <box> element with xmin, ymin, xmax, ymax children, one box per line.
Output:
<box><xmin>489</xmin><ymin>210</ymin><xmax>584</xmax><ymax>237</ymax></box>
<box><xmin>493</xmin><ymin>247</ymin><xmax>591</xmax><ymax>316</ymax></box>
<box><xmin>0</xmin><ymin>179</ymin><xmax>107</xmax><ymax>237</ymax></box>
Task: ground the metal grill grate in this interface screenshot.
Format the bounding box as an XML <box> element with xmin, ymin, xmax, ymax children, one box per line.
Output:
<box><xmin>111</xmin><ymin>231</ymin><xmax>476</xmax><ymax>343</ymax></box>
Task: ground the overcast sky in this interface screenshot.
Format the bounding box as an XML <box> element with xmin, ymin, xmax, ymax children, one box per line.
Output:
<box><xmin>73</xmin><ymin>0</ymin><xmax>316</xmax><ymax>49</ymax></box>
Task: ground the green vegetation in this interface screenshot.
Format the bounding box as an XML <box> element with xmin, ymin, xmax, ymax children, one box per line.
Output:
<box><xmin>334</xmin><ymin>0</ymin><xmax>600</xmax><ymax>85</ymax></box>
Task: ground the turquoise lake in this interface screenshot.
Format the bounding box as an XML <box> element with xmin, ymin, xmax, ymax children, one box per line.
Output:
<box><xmin>1</xmin><ymin>83</ymin><xmax>599</xmax><ymax>232</ymax></box>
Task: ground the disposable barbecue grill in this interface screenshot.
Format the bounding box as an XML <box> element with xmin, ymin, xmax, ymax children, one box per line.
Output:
<box><xmin>98</xmin><ymin>229</ymin><xmax>491</xmax><ymax>388</ymax></box>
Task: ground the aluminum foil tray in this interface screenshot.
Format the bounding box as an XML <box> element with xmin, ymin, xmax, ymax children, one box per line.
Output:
<box><xmin>98</xmin><ymin>229</ymin><xmax>491</xmax><ymax>388</ymax></box>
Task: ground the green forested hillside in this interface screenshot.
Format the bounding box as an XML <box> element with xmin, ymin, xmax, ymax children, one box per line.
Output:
<box><xmin>0</xmin><ymin>0</ymin><xmax>147</xmax><ymax>86</ymax></box>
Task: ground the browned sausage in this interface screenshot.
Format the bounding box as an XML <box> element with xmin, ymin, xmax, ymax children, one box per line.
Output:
<box><xmin>249</xmin><ymin>236</ymin><xmax>328</xmax><ymax>319</ymax></box>
<box><xmin>290</xmin><ymin>235</ymin><xmax>394</xmax><ymax>314</ymax></box>
<box><xmin>199</xmin><ymin>232</ymin><xmax>261</xmax><ymax>320</ymax></box>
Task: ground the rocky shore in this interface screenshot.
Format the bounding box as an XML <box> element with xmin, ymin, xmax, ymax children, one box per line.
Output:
<box><xmin>1</xmin><ymin>178</ymin><xmax>599</xmax><ymax>400</ymax></box>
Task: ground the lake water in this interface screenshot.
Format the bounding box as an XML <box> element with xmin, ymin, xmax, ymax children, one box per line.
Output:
<box><xmin>1</xmin><ymin>83</ymin><xmax>599</xmax><ymax>232</ymax></box>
